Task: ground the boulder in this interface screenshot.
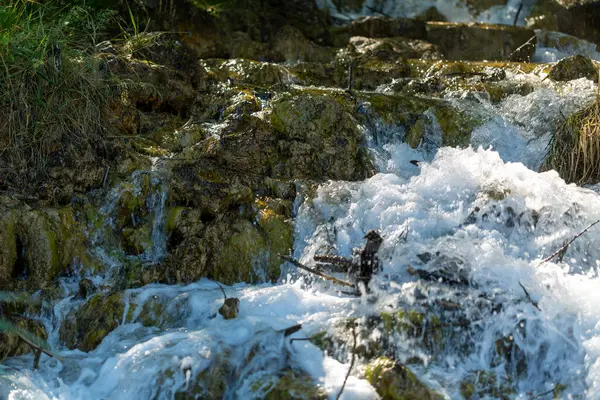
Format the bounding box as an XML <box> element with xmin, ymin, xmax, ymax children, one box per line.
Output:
<box><xmin>425</xmin><ymin>22</ymin><xmax>536</xmax><ymax>61</ymax></box>
<box><xmin>0</xmin><ymin>315</ymin><xmax>47</xmax><ymax>360</ymax></box>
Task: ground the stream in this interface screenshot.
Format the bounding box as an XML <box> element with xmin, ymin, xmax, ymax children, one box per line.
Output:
<box><xmin>3</xmin><ymin>2</ymin><xmax>600</xmax><ymax>399</ymax></box>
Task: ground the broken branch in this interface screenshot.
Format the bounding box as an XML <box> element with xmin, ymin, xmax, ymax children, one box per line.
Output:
<box><xmin>540</xmin><ymin>220</ymin><xmax>600</xmax><ymax>264</ymax></box>
<box><xmin>280</xmin><ymin>255</ymin><xmax>355</xmax><ymax>288</ymax></box>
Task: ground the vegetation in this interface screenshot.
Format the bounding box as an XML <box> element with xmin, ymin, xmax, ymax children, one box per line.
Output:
<box><xmin>542</xmin><ymin>83</ymin><xmax>600</xmax><ymax>184</ymax></box>
<box><xmin>0</xmin><ymin>0</ymin><xmax>119</xmax><ymax>185</ymax></box>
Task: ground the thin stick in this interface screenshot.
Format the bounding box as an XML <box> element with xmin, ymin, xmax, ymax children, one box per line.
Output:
<box><xmin>102</xmin><ymin>165</ymin><xmax>110</xmax><ymax>188</ymax></box>
<box><xmin>513</xmin><ymin>3</ymin><xmax>523</xmax><ymax>26</ymax></box>
<box><xmin>336</xmin><ymin>323</ymin><xmax>357</xmax><ymax>400</ymax></box>
<box><xmin>214</xmin><ymin>281</ymin><xmax>228</xmax><ymax>300</ymax></box>
<box><xmin>540</xmin><ymin>220</ymin><xmax>600</xmax><ymax>264</ymax></box>
<box><xmin>280</xmin><ymin>255</ymin><xmax>355</xmax><ymax>288</ymax></box>
<box><xmin>531</xmin><ymin>383</ymin><xmax>561</xmax><ymax>399</ymax></box>
<box><xmin>518</xmin><ymin>281</ymin><xmax>541</xmax><ymax>311</ymax></box>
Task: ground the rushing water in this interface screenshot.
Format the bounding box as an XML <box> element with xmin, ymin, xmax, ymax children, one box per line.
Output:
<box><xmin>4</xmin><ymin>10</ymin><xmax>600</xmax><ymax>400</ymax></box>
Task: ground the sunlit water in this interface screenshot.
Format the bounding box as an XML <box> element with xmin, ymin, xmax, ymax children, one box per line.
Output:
<box><xmin>4</xmin><ymin>14</ymin><xmax>600</xmax><ymax>400</ymax></box>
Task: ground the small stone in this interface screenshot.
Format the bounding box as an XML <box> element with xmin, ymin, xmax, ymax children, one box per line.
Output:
<box><xmin>218</xmin><ymin>297</ymin><xmax>240</xmax><ymax>320</ymax></box>
<box><xmin>548</xmin><ymin>55</ymin><xmax>598</xmax><ymax>82</ymax></box>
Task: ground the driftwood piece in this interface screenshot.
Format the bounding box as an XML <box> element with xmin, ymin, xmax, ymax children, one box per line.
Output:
<box><xmin>280</xmin><ymin>255</ymin><xmax>355</xmax><ymax>288</ymax></box>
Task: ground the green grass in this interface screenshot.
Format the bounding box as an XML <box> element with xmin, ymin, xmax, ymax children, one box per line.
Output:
<box><xmin>0</xmin><ymin>0</ymin><xmax>119</xmax><ymax>181</ymax></box>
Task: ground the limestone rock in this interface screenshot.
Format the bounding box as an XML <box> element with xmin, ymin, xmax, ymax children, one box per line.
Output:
<box><xmin>548</xmin><ymin>55</ymin><xmax>598</xmax><ymax>81</ymax></box>
<box><xmin>425</xmin><ymin>22</ymin><xmax>536</xmax><ymax>61</ymax></box>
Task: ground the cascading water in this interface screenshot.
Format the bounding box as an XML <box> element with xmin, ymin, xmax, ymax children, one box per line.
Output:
<box><xmin>3</xmin><ymin>61</ymin><xmax>600</xmax><ymax>398</ymax></box>
<box><xmin>6</xmin><ymin>7</ymin><xmax>600</xmax><ymax>396</ymax></box>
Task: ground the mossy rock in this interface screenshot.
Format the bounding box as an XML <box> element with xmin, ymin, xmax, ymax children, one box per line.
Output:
<box><xmin>365</xmin><ymin>357</ymin><xmax>443</xmax><ymax>400</ymax></box>
<box><xmin>459</xmin><ymin>370</ymin><xmax>515</xmax><ymax>400</ymax></box>
<box><xmin>59</xmin><ymin>292</ymin><xmax>125</xmax><ymax>351</ymax></box>
<box><xmin>548</xmin><ymin>55</ymin><xmax>598</xmax><ymax>82</ymax></box>
<box><xmin>0</xmin><ymin>205</ymin><xmax>88</xmax><ymax>291</ymax></box>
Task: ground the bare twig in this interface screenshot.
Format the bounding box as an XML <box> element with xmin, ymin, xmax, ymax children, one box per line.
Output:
<box><xmin>102</xmin><ymin>165</ymin><xmax>110</xmax><ymax>188</ymax></box>
<box><xmin>336</xmin><ymin>323</ymin><xmax>357</xmax><ymax>400</ymax></box>
<box><xmin>540</xmin><ymin>220</ymin><xmax>600</xmax><ymax>264</ymax></box>
<box><xmin>507</xmin><ymin>35</ymin><xmax>536</xmax><ymax>60</ymax></box>
<box><xmin>280</xmin><ymin>255</ymin><xmax>355</xmax><ymax>288</ymax></box>
<box><xmin>513</xmin><ymin>3</ymin><xmax>523</xmax><ymax>26</ymax></box>
<box><xmin>518</xmin><ymin>281</ymin><xmax>541</xmax><ymax>311</ymax></box>
<box><xmin>214</xmin><ymin>281</ymin><xmax>228</xmax><ymax>300</ymax></box>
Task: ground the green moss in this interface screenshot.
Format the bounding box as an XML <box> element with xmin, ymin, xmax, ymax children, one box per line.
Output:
<box><xmin>138</xmin><ymin>296</ymin><xmax>165</xmax><ymax>327</ymax></box>
<box><xmin>264</xmin><ymin>370</ymin><xmax>327</xmax><ymax>400</ymax></box>
<box><xmin>434</xmin><ymin>106</ymin><xmax>481</xmax><ymax>147</ymax></box>
<box><xmin>213</xmin><ymin>220</ymin><xmax>268</xmax><ymax>284</ymax></box>
<box><xmin>59</xmin><ymin>292</ymin><xmax>125</xmax><ymax>351</ymax></box>
<box><xmin>365</xmin><ymin>357</ymin><xmax>443</xmax><ymax>400</ymax></box>
<box><xmin>255</xmin><ymin>199</ymin><xmax>293</xmax><ymax>279</ymax></box>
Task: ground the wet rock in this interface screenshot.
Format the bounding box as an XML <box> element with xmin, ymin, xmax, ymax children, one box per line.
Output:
<box><xmin>218</xmin><ymin>297</ymin><xmax>240</xmax><ymax>319</ymax></box>
<box><xmin>364</xmin><ymin>357</ymin><xmax>443</xmax><ymax>400</ymax></box>
<box><xmin>425</xmin><ymin>22</ymin><xmax>536</xmax><ymax>61</ymax></box>
<box><xmin>350</xmin><ymin>16</ymin><xmax>427</xmax><ymax>40</ymax></box>
<box><xmin>548</xmin><ymin>55</ymin><xmax>598</xmax><ymax>81</ymax></box>
<box><xmin>0</xmin><ymin>315</ymin><xmax>47</xmax><ymax>360</ymax></box>
<box><xmin>268</xmin><ymin>90</ymin><xmax>372</xmax><ymax>180</ymax></box>
<box><xmin>59</xmin><ymin>292</ymin><xmax>126</xmax><ymax>351</ymax></box>
<box><xmin>200</xmin><ymin>59</ymin><xmax>293</xmax><ymax>87</ymax></box>
<box><xmin>0</xmin><ymin>205</ymin><xmax>88</xmax><ymax>291</ymax></box>
<box><xmin>348</xmin><ymin>36</ymin><xmax>443</xmax><ymax>61</ymax></box>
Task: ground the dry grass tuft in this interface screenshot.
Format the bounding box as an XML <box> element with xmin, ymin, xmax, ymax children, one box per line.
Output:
<box><xmin>542</xmin><ymin>73</ymin><xmax>600</xmax><ymax>184</ymax></box>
